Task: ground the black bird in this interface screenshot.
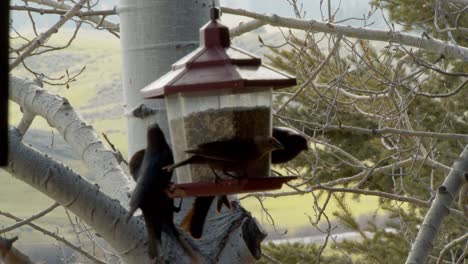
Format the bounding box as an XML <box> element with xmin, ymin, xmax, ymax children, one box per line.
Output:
<box><xmin>164</xmin><ymin>136</ymin><xmax>283</xmax><ymax>178</ymax></box>
<box><xmin>127</xmin><ymin>124</ymin><xmax>196</xmax><ymax>261</ymax></box>
<box><xmin>271</xmin><ymin>126</ymin><xmax>308</xmax><ymax>164</ymax></box>
<box><xmin>179</xmin><ymin>127</ymin><xmax>307</xmax><ymax>239</ymax></box>
<box><xmin>180</xmin><ymin>127</ymin><xmax>308</xmax><ymax>239</ymax></box>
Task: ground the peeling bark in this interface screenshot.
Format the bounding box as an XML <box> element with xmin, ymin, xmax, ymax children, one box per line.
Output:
<box><xmin>9</xmin><ymin>76</ymin><xmax>133</xmax><ymax>205</ymax></box>
<box><xmin>6</xmin><ymin>128</ymin><xmax>150</xmax><ymax>263</ymax></box>
<box><xmin>405</xmin><ymin>146</ymin><xmax>468</xmax><ymax>264</ymax></box>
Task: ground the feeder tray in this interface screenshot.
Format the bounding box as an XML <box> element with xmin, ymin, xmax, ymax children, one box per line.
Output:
<box><xmin>166</xmin><ymin>176</ymin><xmax>298</xmax><ymax>198</ymax></box>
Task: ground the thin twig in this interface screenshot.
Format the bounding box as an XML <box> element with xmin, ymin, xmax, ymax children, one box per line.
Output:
<box><xmin>10</xmin><ymin>0</ymin><xmax>89</xmax><ymax>70</ymax></box>
<box><xmin>275</xmin><ymin>35</ymin><xmax>343</xmax><ymax>113</ymax></box>
<box><xmin>0</xmin><ymin>210</ymin><xmax>107</xmax><ymax>264</ymax></box>
<box><xmin>0</xmin><ymin>203</ymin><xmax>60</xmax><ymax>234</ymax></box>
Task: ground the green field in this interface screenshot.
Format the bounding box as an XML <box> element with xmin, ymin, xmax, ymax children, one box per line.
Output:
<box><xmin>3</xmin><ymin>31</ymin><xmax>383</xmax><ymax>245</ymax></box>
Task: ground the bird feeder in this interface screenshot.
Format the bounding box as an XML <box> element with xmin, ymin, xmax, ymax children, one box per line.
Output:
<box><xmin>141</xmin><ymin>8</ymin><xmax>297</xmax><ymax>197</ymax></box>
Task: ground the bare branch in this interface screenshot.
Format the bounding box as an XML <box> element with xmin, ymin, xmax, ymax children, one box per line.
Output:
<box><xmin>5</xmin><ymin>128</ymin><xmax>149</xmax><ymax>263</ymax></box>
<box><xmin>436</xmin><ymin>232</ymin><xmax>468</xmax><ymax>264</ymax></box>
<box><xmin>275</xmin><ymin>34</ymin><xmax>343</xmax><ymax>113</ymax></box>
<box><xmin>10</xmin><ymin>5</ymin><xmax>116</xmax><ymax>17</ymax></box>
<box><xmin>9</xmin><ymin>76</ymin><xmax>133</xmax><ymax>204</ymax></box>
<box><xmin>10</xmin><ymin>0</ymin><xmax>89</xmax><ymax>70</ymax></box>
<box><xmin>406</xmin><ymin>146</ymin><xmax>468</xmax><ymax>263</ymax></box>
<box><xmin>230</xmin><ymin>20</ymin><xmax>267</xmax><ymax>38</ymax></box>
<box><xmin>0</xmin><ymin>210</ymin><xmax>107</xmax><ymax>264</ymax></box>
<box><xmin>276</xmin><ymin>115</ymin><xmax>468</xmax><ymax>142</ymax></box>
<box><xmin>23</xmin><ymin>0</ymin><xmax>119</xmax><ymax>34</ymax></box>
<box><xmin>242</xmin><ymin>186</ymin><xmax>465</xmax><ymax>218</ymax></box>
<box><xmin>0</xmin><ymin>203</ymin><xmax>59</xmax><ymax>235</ymax></box>
<box><xmin>220</xmin><ymin>7</ymin><xmax>468</xmax><ymax>60</ymax></box>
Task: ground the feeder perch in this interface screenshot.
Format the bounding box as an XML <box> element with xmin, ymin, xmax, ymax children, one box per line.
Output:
<box><xmin>141</xmin><ymin>7</ymin><xmax>297</xmax><ymax>196</ymax></box>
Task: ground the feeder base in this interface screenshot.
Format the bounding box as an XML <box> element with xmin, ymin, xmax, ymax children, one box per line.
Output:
<box><xmin>166</xmin><ymin>176</ymin><xmax>297</xmax><ymax>198</ymax></box>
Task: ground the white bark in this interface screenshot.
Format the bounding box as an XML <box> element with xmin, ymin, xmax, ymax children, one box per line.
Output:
<box><xmin>117</xmin><ymin>0</ymin><xmax>210</xmax><ymax>155</ymax></box>
<box><xmin>24</xmin><ymin>0</ymin><xmax>119</xmax><ymax>32</ymax></box>
<box><xmin>9</xmin><ymin>76</ymin><xmax>133</xmax><ymax>205</ymax></box>
<box><xmin>230</xmin><ymin>19</ymin><xmax>267</xmax><ymax>38</ymax></box>
<box><xmin>449</xmin><ymin>0</ymin><xmax>468</xmax><ymax>5</ymax></box>
<box><xmin>10</xmin><ymin>0</ymin><xmax>89</xmax><ymax>70</ymax></box>
<box><xmin>405</xmin><ymin>145</ymin><xmax>468</xmax><ymax>264</ymax></box>
<box><xmin>221</xmin><ymin>7</ymin><xmax>468</xmax><ymax>61</ymax></box>
<box><xmin>6</xmin><ymin>128</ymin><xmax>149</xmax><ymax>263</ymax></box>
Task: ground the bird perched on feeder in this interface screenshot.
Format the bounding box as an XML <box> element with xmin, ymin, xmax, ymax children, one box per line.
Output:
<box><xmin>164</xmin><ymin>136</ymin><xmax>284</xmax><ymax>177</ymax></box>
<box><xmin>166</xmin><ymin>134</ymin><xmax>288</xmax><ymax>239</ymax></box>
<box><xmin>127</xmin><ymin>124</ymin><xmax>197</xmax><ymax>262</ymax></box>
<box><xmin>271</xmin><ymin>126</ymin><xmax>308</xmax><ymax>164</ymax></box>
<box><xmin>177</xmin><ymin>127</ymin><xmax>308</xmax><ymax>239</ymax></box>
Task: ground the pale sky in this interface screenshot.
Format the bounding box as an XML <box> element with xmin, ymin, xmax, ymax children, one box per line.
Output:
<box><xmin>11</xmin><ymin>0</ymin><xmax>386</xmax><ymax>31</ymax></box>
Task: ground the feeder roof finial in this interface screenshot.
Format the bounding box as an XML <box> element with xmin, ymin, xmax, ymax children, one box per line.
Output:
<box><xmin>210</xmin><ymin>2</ymin><xmax>220</xmax><ymax>20</ymax></box>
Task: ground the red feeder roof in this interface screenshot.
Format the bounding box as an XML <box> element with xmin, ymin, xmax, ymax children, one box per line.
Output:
<box><xmin>141</xmin><ymin>18</ymin><xmax>296</xmax><ymax>99</ymax></box>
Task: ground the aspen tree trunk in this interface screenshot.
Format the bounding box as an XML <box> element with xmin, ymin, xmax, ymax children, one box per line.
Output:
<box><xmin>118</xmin><ymin>0</ymin><xmax>208</xmax><ymax>152</ymax></box>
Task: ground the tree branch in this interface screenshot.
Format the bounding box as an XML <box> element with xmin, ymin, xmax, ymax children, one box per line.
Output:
<box><xmin>220</xmin><ymin>7</ymin><xmax>468</xmax><ymax>61</ymax></box>
<box><xmin>5</xmin><ymin>128</ymin><xmax>149</xmax><ymax>263</ymax></box>
<box><xmin>275</xmin><ymin>34</ymin><xmax>343</xmax><ymax>113</ymax></box>
<box><xmin>10</xmin><ymin>5</ymin><xmax>116</xmax><ymax>17</ymax></box>
<box><xmin>9</xmin><ymin>76</ymin><xmax>133</xmax><ymax>206</ymax></box>
<box><xmin>406</xmin><ymin>145</ymin><xmax>468</xmax><ymax>263</ymax></box>
<box><xmin>436</xmin><ymin>232</ymin><xmax>468</xmax><ymax>264</ymax></box>
<box><xmin>10</xmin><ymin>0</ymin><xmax>89</xmax><ymax>70</ymax></box>
<box><xmin>276</xmin><ymin>115</ymin><xmax>468</xmax><ymax>142</ymax></box>
<box><xmin>0</xmin><ymin>203</ymin><xmax>59</xmax><ymax>235</ymax></box>
<box><xmin>0</xmin><ymin>210</ymin><xmax>107</xmax><ymax>264</ymax></box>
<box><xmin>23</xmin><ymin>0</ymin><xmax>119</xmax><ymax>33</ymax></box>
<box><xmin>230</xmin><ymin>19</ymin><xmax>267</xmax><ymax>38</ymax></box>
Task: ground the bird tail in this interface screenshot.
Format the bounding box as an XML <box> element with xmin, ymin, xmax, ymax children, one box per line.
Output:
<box><xmin>180</xmin><ymin>196</ymin><xmax>215</xmax><ymax>239</ymax></box>
<box><xmin>180</xmin><ymin>195</ymin><xmax>232</xmax><ymax>239</ymax></box>
<box><xmin>216</xmin><ymin>195</ymin><xmax>232</xmax><ymax>212</ymax></box>
<box><xmin>143</xmin><ymin>213</ymin><xmax>162</xmax><ymax>260</ymax></box>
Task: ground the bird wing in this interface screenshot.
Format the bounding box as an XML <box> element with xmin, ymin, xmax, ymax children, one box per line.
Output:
<box><xmin>186</xmin><ymin>138</ymin><xmax>256</xmax><ymax>161</ymax></box>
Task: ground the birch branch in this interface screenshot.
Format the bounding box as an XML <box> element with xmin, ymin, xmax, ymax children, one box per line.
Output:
<box><xmin>9</xmin><ymin>76</ymin><xmax>133</xmax><ymax>205</ymax></box>
<box><xmin>241</xmin><ymin>186</ymin><xmax>464</xmax><ymax>218</ymax></box>
<box><xmin>10</xmin><ymin>5</ymin><xmax>116</xmax><ymax>17</ymax></box>
<box><xmin>220</xmin><ymin>7</ymin><xmax>468</xmax><ymax>61</ymax></box>
<box><xmin>0</xmin><ymin>210</ymin><xmax>107</xmax><ymax>264</ymax></box>
<box><xmin>0</xmin><ymin>203</ymin><xmax>59</xmax><ymax>234</ymax></box>
<box><xmin>405</xmin><ymin>145</ymin><xmax>468</xmax><ymax>264</ymax></box>
<box><xmin>9</xmin><ymin>0</ymin><xmax>89</xmax><ymax>71</ymax></box>
<box><xmin>449</xmin><ymin>0</ymin><xmax>468</xmax><ymax>5</ymax></box>
<box><xmin>276</xmin><ymin>115</ymin><xmax>468</xmax><ymax>142</ymax></box>
<box><xmin>327</xmin><ymin>156</ymin><xmax>451</xmax><ymax>188</ymax></box>
<box><xmin>275</xmin><ymin>34</ymin><xmax>343</xmax><ymax>113</ymax></box>
<box><xmin>230</xmin><ymin>19</ymin><xmax>267</xmax><ymax>38</ymax></box>
<box><xmin>23</xmin><ymin>0</ymin><xmax>119</xmax><ymax>32</ymax></box>
<box><xmin>436</xmin><ymin>232</ymin><xmax>468</xmax><ymax>264</ymax></box>
<box><xmin>5</xmin><ymin>128</ymin><xmax>149</xmax><ymax>264</ymax></box>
